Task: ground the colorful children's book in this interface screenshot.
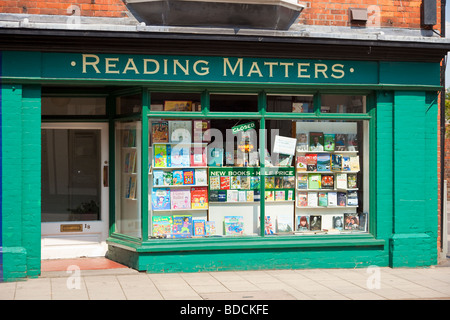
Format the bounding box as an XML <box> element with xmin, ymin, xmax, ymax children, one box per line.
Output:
<box><xmin>183</xmin><ymin>169</ymin><xmax>195</xmax><ymax>185</ymax></box>
<box><xmin>297</xmin><ymin>174</ymin><xmax>308</xmax><ymax>189</ymax></box>
<box><xmin>154</xmin><ymin>144</ymin><xmax>171</xmax><ymax>168</ymax></box>
<box><xmin>209</xmin><ymin>176</ymin><xmax>220</xmax><ymax>190</ymax></box>
<box><xmin>171</xmin><ymin>189</ymin><xmax>191</xmax><ymax>210</ymax></box>
<box><xmin>224</xmin><ymin>216</ymin><xmax>244</xmax><ymax>236</ymax></box>
<box><xmin>297</xmin><ymin>192</ymin><xmax>308</xmax><ymax>207</ymax></box>
<box><xmin>124</xmin><ymin>150</ymin><xmax>137</xmax><ymax>173</ymax></box>
<box><xmin>308</xmin><ymin>173</ymin><xmax>321</xmax><ymax>189</ymax></box>
<box><xmin>170</xmin><ymin>145</ymin><xmax>190</xmax><ymax>167</ymax></box>
<box><xmin>152</xmin><ymin>216</ymin><xmax>173</xmax><ymax>237</ymax></box>
<box><xmin>172</xmin><ymin>215</ymin><xmax>193</xmax><ymax>237</ymax></box>
<box><xmin>153</xmin><ymin>170</ymin><xmax>164</xmax><ymax>186</ymax></box>
<box><xmin>296</xmin><ymin>155</ymin><xmax>307</xmax><ymax>171</ymax></box>
<box><xmin>172</xmin><ymin>170</ymin><xmax>184</xmax><ymax>185</ymax></box>
<box><xmin>240</xmin><ymin>176</ymin><xmax>250</xmax><ymax>189</ymax></box>
<box><xmin>238</xmin><ymin>190</ymin><xmax>246</xmax><ymax>202</ymax></box>
<box><xmin>246</xmin><ymin>190</ymin><xmax>254</xmax><ymax>202</ymax></box>
<box><xmin>297</xmin><ymin>215</ymin><xmax>310</xmax><ymax>232</ymax></box>
<box><xmin>163</xmin><ymin>171</ymin><xmax>173</xmax><ymax>186</ymax></box>
<box><xmin>220</xmin><ymin>176</ymin><xmax>230</xmax><ymax>190</ymax></box>
<box><xmin>151</xmin><ymin>188</ymin><xmax>171</xmax><ymax>210</ymax></box>
<box><xmin>191</xmin><ymin>187</ymin><xmax>208</xmax><ymax>209</ymax></box>
<box><xmin>342</xmin><ymin>156</ymin><xmax>351</xmax><ymax>171</ymax></box>
<box><xmin>275</xmin><ymin>190</ymin><xmax>285</xmax><ymax>201</ymax></box>
<box><xmin>227</xmin><ymin>190</ymin><xmax>238</xmax><ymax>202</ymax></box>
<box><xmin>231</xmin><ymin>176</ymin><xmax>241</xmax><ymax>189</ymax></box>
<box><xmin>151</xmin><ymin>121</ymin><xmax>169</xmax><ymax>143</ymax></box>
<box><xmin>190</xmin><ymin>147</ymin><xmax>207</xmax><ymax>166</ymax></box>
<box><xmin>192</xmin><ymin>219</ymin><xmax>206</xmax><ymax>237</ymax></box>
<box><xmin>318</xmin><ymin>192</ymin><xmax>328</xmax><ymax>207</ymax></box>
<box><xmin>324</xmin><ymin>133</ymin><xmax>335</xmax><ymax>151</ymax></box>
<box><xmin>265</xmin><ymin>176</ymin><xmax>275</xmax><ymax>189</ymax></box>
<box><xmin>250</xmin><ymin>176</ymin><xmax>260</xmax><ymax>189</ymax></box>
<box><xmin>265</xmin><ymin>191</ymin><xmax>274</xmax><ymax>201</ymax></box>
<box><xmin>205</xmin><ymin>221</ymin><xmax>216</xmax><ymax>236</ymax></box>
<box><xmin>263</xmin><ymin>216</ymin><xmax>275</xmax><ymax>235</ymax></box>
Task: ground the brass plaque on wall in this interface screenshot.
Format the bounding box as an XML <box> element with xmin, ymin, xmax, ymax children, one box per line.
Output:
<box><xmin>60</xmin><ymin>224</ymin><xmax>83</xmax><ymax>232</ymax></box>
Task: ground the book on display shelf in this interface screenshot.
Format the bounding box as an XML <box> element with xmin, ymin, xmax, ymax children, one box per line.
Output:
<box><xmin>183</xmin><ymin>169</ymin><xmax>195</xmax><ymax>185</ymax></box>
<box><xmin>151</xmin><ymin>188</ymin><xmax>171</xmax><ymax>210</ymax></box>
<box><xmin>296</xmin><ymin>132</ymin><xmax>308</xmax><ymax>151</ymax></box>
<box><xmin>151</xmin><ymin>121</ymin><xmax>169</xmax><ymax>143</ymax></box>
<box><xmin>195</xmin><ymin>168</ymin><xmax>208</xmax><ymax>185</ymax></box>
<box><xmin>171</xmin><ymin>189</ymin><xmax>191</xmax><ymax>210</ymax></box>
<box><xmin>171</xmin><ymin>145</ymin><xmax>190</xmax><ymax>167</ymax></box>
<box><xmin>309</xmin><ymin>132</ymin><xmax>324</xmax><ymax>151</ymax></box>
<box><xmin>205</xmin><ymin>221</ymin><xmax>216</xmax><ymax>236</ymax></box>
<box><xmin>154</xmin><ymin>144</ymin><xmax>171</xmax><ymax>168</ymax></box>
<box><xmin>224</xmin><ymin>216</ymin><xmax>244</xmax><ymax>236</ymax></box>
<box><xmin>310</xmin><ymin>215</ymin><xmax>322</xmax><ymax>231</ymax></box>
<box><xmin>297</xmin><ymin>215</ymin><xmax>310</xmax><ymax>232</ymax></box>
<box><xmin>152</xmin><ymin>216</ymin><xmax>173</xmax><ymax>238</ymax></box>
<box><xmin>193</xmin><ymin>219</ymin><xmax>206</xmax><ymax>237</ymax></box>
<box><xmin>172</xmin><ymin>170</ymin><xmax>184</xmax><ymax>185</ymax></box>
<box><xmin>163</xmin><ymin>171</ymin><xmax>173</xmax><ymax>186</ymax></box>
<box><xmin>277</xmin><ymin>215</ymin><xmax>293</xmax><ymax>233</ymax></box>
<box><xmin>172</xmin><ymin>215</ymin><xmax>193</xmax><ymax>238</ymax></box>
<box><xmin>324</xmin><ymin>133</ymin><xmax>335</xmax><ymax>152</ymax></box>
<box><xmin>191</xmin><ymin>187</ymin><xmax>208</xmax><ymax>209</ymax></box>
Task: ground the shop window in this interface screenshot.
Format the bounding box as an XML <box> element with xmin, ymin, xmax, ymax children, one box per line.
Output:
<box><xmin>267</xmin><ymin>94</ymin><xmax>314</xmax><ymax>113</ymax></box>
<box><xmin>320</xmin><ymin>95</ymin><xmax>365</xmax><ymax>113</ymax></box>
<box><xmin>209</xmin><ymin>94</ymin><xmax>258</xmax><ymax>112</ymax></box>
<box><xmin>116</xmin><ymin>94</ymin><xmax>142</xmax><ymax>115</ymax></box>
<box><xmin>150</xmin><ymin>92</ymin><xmax>201</xmax><ymax>112</ymax></box>
<box><xmin>42</xmin><ymin>97</ymin><xmax>106</xmax><ymax>116</ymax></box>
<box><xmin>115</xmin><ymin>120</ymin><xmax>142</xmax><ymax>238</ymax></box>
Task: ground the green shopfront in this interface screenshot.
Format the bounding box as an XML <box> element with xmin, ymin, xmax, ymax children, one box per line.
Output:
<box><xmin>0</xmin><ymin>43</ymin><xmax>444</xmax><ymax>279</ymax></box>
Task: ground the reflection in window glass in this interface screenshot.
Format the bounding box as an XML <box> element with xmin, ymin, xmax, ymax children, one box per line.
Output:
<box><xmin>267</xmin><ymin>95</ymin><xmax>314</xmax><ymax>113</ymax></box>
<box><xmin>210</xmin><ymin>94</ymin><xmax>258</xmax><ymax>112</ymax></box>
<box><xmin>42</xmin><ymin>97</ymin><xmax>106</xmax><ymax>116</ymax></box>
<box><xmin>150</xmin><ymin>92</ymin><xmax>201</xmax><ymax>112</ymax></box>
<box><xmin>320</xmin><ymin>95</ymin><xmax>365</xmax><ymax>113</ymax></box>
<box><xmin>116</xmin><ymin>94</ymin><xmax>142</xmax><ymax>115</ymax></box>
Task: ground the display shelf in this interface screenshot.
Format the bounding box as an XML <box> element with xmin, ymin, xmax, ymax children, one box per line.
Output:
<box><xmin>153</xmin><ymin>208</ymin><xmax>208</xmax><ymax>212</ymax></box>
<box><xmin>153</xmin><ymin>184</ymin><xmax>208</xmax><ymax>188</ymax></box>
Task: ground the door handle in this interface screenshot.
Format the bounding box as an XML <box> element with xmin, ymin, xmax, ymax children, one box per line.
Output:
<box><xmin>103</xmin><ymin>161</ymin><xmax>109</xmax><ymax>187</ymax></box>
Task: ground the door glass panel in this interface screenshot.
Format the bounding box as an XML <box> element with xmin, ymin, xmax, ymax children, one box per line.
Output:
<box><xmin>42</xmin><ymin>129</ymin><xmax>101</xmax><ymax>222</ymax></box>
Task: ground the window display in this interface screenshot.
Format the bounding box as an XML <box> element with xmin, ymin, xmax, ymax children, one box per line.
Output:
<box><xmin>114</xmin><ymin>93</ymin><xmax>369</xmax><ymax>240</ymax></box>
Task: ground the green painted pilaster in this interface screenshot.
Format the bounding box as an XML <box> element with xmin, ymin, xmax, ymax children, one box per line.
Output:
<box><xmin>390</xmin><ymin>91</ymin><xmax>437</xmax><ymax>267</ymax></box>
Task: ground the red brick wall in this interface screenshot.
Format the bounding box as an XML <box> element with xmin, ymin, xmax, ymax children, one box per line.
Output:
<box><xmin>0</xmin><ymin>0</ymin><xmax>443</xmax><ymax>31</ymax></box>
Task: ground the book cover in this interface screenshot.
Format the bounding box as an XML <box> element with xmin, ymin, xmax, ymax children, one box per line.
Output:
<box><xmin>124</xmin><ymin>150</ymin><xmax>137</xmax><ymax>173</ymax></box>
<box><xmin>265</xmin><ymin>191</ymin><xmax>274</xmax><ymax>201</ymax></box>
<box><xmin>336</xmin><ymin>173</ymin><xmax>347</xmax><ymax>189</ymax></box>
<box><xmin>209</xmin><ymin>176</ymin><xmax>220</xmax><ymax>190</ymax></box>
<box><xmin>192</xmin><ymin>120</ymin><xmax>210</xmax><ymax>143</ymax></box>
<box><xmin>163</xmin><ymin>171</ymin><xmax>173</xmax><ymax>186</ymax></box>
<box><xmin>224</xmin><ymin>216</ymin><xmax>244</xmax><ymax>236</ymax></box>
<box><xmin>231</xmin><ymin>176</ymin><xmax>241</xmax><ymax>189</ymax></box>
<box><xmin>310</xmin><ymin>215</ymin><xmax>322</xmax><ymax>231</ymax></box>
<box><xmin>172</xmin><ymin>215</ymin><xmax>193</xmax><ymax>237</ymax></box>
<box><xmin>297</xmin><ymin>174</ymin><xmax>308</xmax><ymax>189</ymax></box>
<box><xmin>227</xmin><ymin>190</ymin><xmax>238</xmax><ymax>202</ymax></box>
<box><xmin>344</xmin><ymin>213</ymin><xmax>359</xmax><ymax>230</ymax></box>
<box><xmin>306</xmin><ymin>154</ymin><xmax>317</xmax><ymax>172</ymax></box>
<box><xmin>332</xmin><ymin>215</ymin><xmax>344</xmax><ymax>230</ymax></box>
<box><xmin>195</xmin><ymin>168</ymin><xmax>208</xmax><ymax>186</ymax></box>
<box><xmin>296</xmin><ymin>132</ymin><xmax>308</xmax><ymax>152</ymax></box>
<box><xmin>350</xmin><ymin>156</ymin><xmax>360</xmax><ymax>172</ymax></box>
<box><xmin>128</xmin><ymin>176</ymin><xmax>137</xmax><ymax>199</ymax></box>
<box><xmin>190</xmin><ymin>147</ymin><xmax>207</xmax><ymax>166</ymax></box>
<box><xmin>328</xmin><ymin>191</ymin><xmax>337</xmax><ymax>206</ymax></box>
<box><xmin>318</xmin><ymin>192</ymin><xmax>328</xmax><ymax>207</ymax></box>
<box><xmin>151</xmin><ymin>188</ymin><xmax>171</xmax><ymax>210</ymax></box>
<box><xmin>154</xmin><ymin>144</ymin><xmax>170</xmax><ymax>168</ymax></box>
<box><xmin>170</xmin><ymin>145</ymin><xmax>190</xmax><ymax>167</ymax></box>
<box><xmin>283</xmin><ymin>176</ymin><xmax>295</xmax><ymax>189</ymax></box>
<box><xmin>263</xmin><ymin>216</ymin><xmax>275</xmax><ymax>235</ymax></box>
<box><xmin>287</xmin><ymin>190</ymin><xmax>294</xmax><ymax>201</ymax></box>
<box><xmin>220</xmin><ymin>176</ymin><xmax>230</xmax><ymax>190</ymax></box>
<box><xmin>347</xmin><ymin>174</ymin><xmax>357</xmax><ymax>189</ymax></box>
<box><xmin>347</xmin><ymin>190</ymin><xmax>358</xmax><ymax>206</ymax></box>
<box><xmin>205</xmin><ymin>221</ymin><xmax>216</xmax><ymax>236</ymax></box>
<box><xmin>164</xmin><ymin>101</ymin><xmax>192</xmax><ymax>112</ymax></box>
<box><xmin>331</xmin><ymin>154</ymin><xmax>342</xmax><ymax>171</ymax></box>
<box><xmin>297</xmin><ymin>215</ymin><xmax>310</xmax><ymax>231</ymax></box>
<box><xmin>151</xmin><ymin>121</ymin><xmax>169</xmax><ymax>143</ymax></box>
<box><xmin>296</xmin><ymin>155</ymin><xmax>307</xmax><ymax>171</ymax></box>
<box><xmin>193</xmin><ymin>219</ymin><xmax>206</xmax><ymax>237</ymax></box>
<box><xmin>335</xmin><ymin>134</ymin><xmax>347</xmax><ymax>151</ymax></box>
<box><xmin>240</xmin><ymin>176</ymin><xmax>250</xmax><ymax>189</ymax></box>
<box><xmin>209</xmin><ymin>190</ymin><xmax>218</xmax><ymax>202</ymax></box>
<box><xmin>183</xmin><ymin>169</ymin><xmax>195</xmax><ymax>185</ymax></box>
<box><xmin>275</xmin><ymin>190</ymin><xmax>285</xmax><ymax>201</ymax></box>
<box><xmin>342</xmin><ymin>156</ymin><xmax>351</xmax><ymax>171</ymax></box>
<box><xmin>238</xmin><ymin>190</ymin><xmax>246</xmax><ymax>202</ymax></box>
<box><xmin>218</xmin><ymin>190</ymin><xmax>227</xmax><ymax>202</ymax></box>
<box><xmin>254</xmin><ymin>190</ymin><xmax>261</xmax><ymax>202</ymax></box>
<box><xmin>172</xmin><ymin>170</ymin><xmax>184</xmax><ymax>185</ymax></box>
<box><xmin>337</xmin><ymin>192</ymin><xmax>347</xmax><ymax>206</ymax></box>
<box><xmin>347</xmin><ymin>134</ymin><xmax>358</xmax><ymax>151</ymax></box>
<box><xmin>307</xmin><ymin>192</ymin><xmax>318</xmax><ymax>207</ymax></box>
<box><xmin>308</xmin><ymin>173</ymin><xmax>321</xmax><ymax>189</ymax></box>
<box><xmin>171</xmin><ymin>188</ymin><xmax>191</xmax><ymax>210</ymax></box>
<box><xmin>309</xmin><ymin>132</ymin><xmax>324</xmax><ymax>151</ymax></box>
<box><xmin>274</xmin><ymin>177</ymin><xmax>283</xmax><ymax>189</ymax></box>
<box><xmin>191</xmin><ymin>187</ymin><xmax>208</xmax><ymax>209</ymax></box>
<box><xmin>317</xmin><ymin>153</ymin><xmax>331</xmax><ymax>172</ymax></box>
<box><xmin>250</xmin><ymin>176</ymin><xmax>260</xmax><ymax>189</ymax></box>
<box><xmin>265</xmin><ymin>176</ymin><xmax>275</xmax><ymax>189</ymax></box>
<box><xmin>297</xmin><ymin>192</ymin><xmax>308</xmax><ymax>207</ymax></box>
<box><xmin>208</xmin><ymin>148</ymin><xmax>223</xmax><ymax>167</ymax></box>
<box><xmin>358</xmin><ymin>212</ymin><xmax>368</xmax><ymax>232</ymax></box>
<box><xmin>321</xmin><ymin>174</ymin><xmax>334</xmax><ymax>189</ymax></box>
<box><xmin>324</xmin><ymin>134</ymin><xmax>335</xmax><ymax>152</ymax></box>
<box><xmin>277</xmin><ymin>215</ymin><xmax>293</xmax><ymax>233</ymax></box>
<box><xmin>153</xmin><ymin>170</ymin><xmax>164</xmax><ymax>186</ymax></box>
<box><xmin>152</xmin><ymin>216</ymin><xmax>173</xmax><ymax>238</ymax></box>
<box><xmin>246</xmin><ymin>190</ymin><xmax>254</xmax><ymax>202</ymax></box>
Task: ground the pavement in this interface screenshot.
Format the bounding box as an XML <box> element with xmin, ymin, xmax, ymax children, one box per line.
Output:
<box><xmin>0</xmin><ymin>257</ymin><xmax>449</xmax><ymax>301</ymax></box>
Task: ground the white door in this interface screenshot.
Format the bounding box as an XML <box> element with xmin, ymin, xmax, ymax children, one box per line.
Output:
<box><xmin>41</xmin><ymin>123</ymin><xmax>109</xmax><ymax>259</ymax></box>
